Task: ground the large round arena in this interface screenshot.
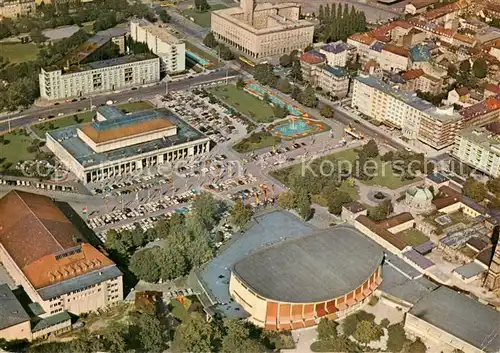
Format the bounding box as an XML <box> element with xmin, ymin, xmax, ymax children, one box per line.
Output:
<box><xmin>229</xmin><ymin>225</ymin><xmax>384</xmax><ymax>330</ymax></box>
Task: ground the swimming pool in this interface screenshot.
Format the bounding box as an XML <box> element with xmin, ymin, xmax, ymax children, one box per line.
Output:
<box><xmin>186</xmin><ymin>50</ymin><xmax>210</xmax><ymax>66</ymax></box>
<box><xmin>245</xmin><ymin>83</ymin><xmax>303</xmax><ymax>116</ymax></box>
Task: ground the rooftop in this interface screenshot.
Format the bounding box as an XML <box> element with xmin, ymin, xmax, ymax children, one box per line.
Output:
<box><xmin>402</xmin><ymin>69</ymin><xmax>425</xmax><ymax>80</ymax></box>
<box><xmin>321</xmin><ymin>41</ymin><xmax>347</xmax><ymax>54</ymax></box>
<box><xmin>457</xmin><ymin>126</ymin><xmax>500</xmax><ymax>151</ymax></box>
<box><xmin>0</xmin><ymin>284</ymin><xmax>30</xmax><ymax>330</ymax></box>
<box><xmin>47</xmin><ymin>108</ymin><xmax>206</xmax><ymax>168</ymax></box>
<box><xmin>355</xmin><ymin>75</ymin><xmax>461</xmax><ymax>122</ymax></box>
<box><xmin>0</xmin><ymin>190</ymin><xmax>118</xmax><ymax>290</ymax></box>
<box><xmin>409</xmin><ymin>286</ymin><xmax>500</xmax><ymax>352</ymax></box>
<box><xmin>79</xmin><ymin>109</ymin><xmax>175</xmax><ymax>144</ymax></box>
<box><xmin>408</xmin><ymin>0</ymin><xmax>439</xmax><ymax>9</ymax></box>
<box><xmin>348</xmin><ymin>32</ymin><xmax>376</xmax><ymax>46</ymax></box>
<box><xmin>132</xmin><ymin>19</ymin><xmax>184</xmax><ymax>45</ymax></box>
<box><xmin>426</xmin><ymin>172</ymin><xmax>449</xmax><ymax>184</ymax></box>
<box><xmin>409</xmin><ymin>44</ymin><xmax>431</xmax><ymax>62</ymax></box>
<box><xmin>232</xmin><ymin>225</ymin><xmax>384</xmax><ymax>303</ymax></box>
<box><xmin>383</xmin><ymin>44</ymin><xmax>409</xmax><ymax>57</ymax></box>
<box><xmin>453</xmin><ymin>261</ymin><xmax>487</xmax><ymax>279</ymax></box>
<box><xmin>376</xmin><ymin>212</ymin><xmax>414</xmax><ymax>229</ymax></box>
<box><xmin>323</xmin><ymin>65</ymin><xmax>348</xmax><ymax>78</ymax></box>
<box><xmin>356</xmin><ymin>215</ymin><xmax>408</xmax><ymax>250</ymax></box>
<box><xmin>459</xmin><ymin>96</ymin><xmax>500</xmax><ymax>122</ymax></box>
<box><xmin>299</xmin><ymin>50</ymin><xmax>325</xmax><ymax>65</ymax></box>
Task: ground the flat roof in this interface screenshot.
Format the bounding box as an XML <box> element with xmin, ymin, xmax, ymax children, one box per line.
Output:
<box><xmin>232</xmin><ymin>225</ymin><xmax>384</xmax><ymax>303</ymax></box>
<box><xmin>46</xmin><ymin>53</ymin><xmax>158</xmax><ymax>73</ymax></box>
<box><xmin>355</xmin><ymin>75</ymin><xmax>461</xmax><ymax>122</ymax></box>
<box><xmin>132</xmin><ymin>19</ymin><xmax>184</xmax><ymax>45</ymax></box>
<box><xmin>409</xmin><ymin>287</ymin><xmax>500</xmax><ymax>352</ymax></box>
<box><xmin>453</xmin><ymin>261</ymin><xmax>486</xmax><ymax>279</ymax></box>
<box><xmin>457</xmin><ymin>126</ymin><xmax>500</xmax><ymax>151</ymax></box>
<box><xmin>80</xmin><ymin>110</ymin><xmax>175</xmax><ymax>144</ymax></box>
<box><xmin>0</xmin><ymin>284</ymin><xmax>30</xmax><ymax>330</ymax></box>
<box><xmin>48</xmin><ymin>108</ymin><xmax>207</xmax><ymax>169</ymax></box>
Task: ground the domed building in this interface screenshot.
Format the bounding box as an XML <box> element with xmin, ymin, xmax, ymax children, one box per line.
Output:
<box><xmin>405</xmin><ymin>186</ymin><xmax>433</xmax><ymax>210</ymax></box>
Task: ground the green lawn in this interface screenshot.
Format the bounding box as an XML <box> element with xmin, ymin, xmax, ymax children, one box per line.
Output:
<box><xmin>396</xmin><ymin>228</ymin><xmax>430</xmax><ymax>247</ymax></box>
<box><xmin>32</xmin><ymin>101</ymin><xmax>154</xmax><ymax>138</ymax></box>
<box><xmin>360</xmin><ymin>157</ymin><xmax>422</xmax><ymax>189</ymax></box>
<box><xmin>210</xmin><ymin>85</ymin><xmax>275</xmax><ymax>123</ymax></box>
<box><xmin>169</xmin><ymin>299</ymin><xmax>189</xmax><ymax>322</ymax></box>
<box><xmin>0</xmin><ymin>43</ymin><xmax>40</xmax><ymax>63</ymax></box>
<box><xmin>338</xmin><ymin>179</ymin><xmax>359</xmax><ymax>200</ymax></box>
<box><xmin>181</xmin><ymin>4</ymin><xmax>228</xmax><ymax>27</ymax></box>
<box><xmin>0</xmin><ymin>131</ymin><xmax>38</xmax><ymax>166</ymax></box>
<box><xmin>233</xmin><ymin>131</ymin><xmax>281</xmax><ymax>153</ymax></box>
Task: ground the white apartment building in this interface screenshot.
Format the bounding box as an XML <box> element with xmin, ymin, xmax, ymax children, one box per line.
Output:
<box><xmin>352</xmin><ymin>75</ymin><xmax>461</xmax><ymax>149</ymax></box>
<box><xmin>39</xmin><ymin>54</ymin><xmax>160</xmax><ymax>101</ymax></box>
<box><xmin>452</xmin><ymin>126</ymin><xmax>500</xmax><ymax>177</ymax></box>
<box><xmin>318</xmin><ymin>42</ymin><xmax>348</xmax><ymax>67</ymax></box>
<box><xmin>0</xmin><ymin>0</ymin><xmax>35</xmax><ymax>18</ymax></box>
<box><xmin>130</xmin><ymin>20</ymin><xmax>185</xmax><ymax>74</ymax></box>
<box><xmin>378</xmin><ymin>44</ymin><xmax>409</xmax><ymax>72</ymax></box>
<box><xmin>318</xmin><ymin>65</ymin><xmax>349</xmax><ymax>98</ymax></box>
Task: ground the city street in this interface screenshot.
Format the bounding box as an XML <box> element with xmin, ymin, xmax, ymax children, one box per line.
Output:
<box><xmin>0</xmin><ymin>69</ymin><xmax>239</xmax><ymax>132</ymax></box>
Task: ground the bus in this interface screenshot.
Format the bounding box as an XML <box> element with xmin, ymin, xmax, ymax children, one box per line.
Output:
<box><xmin>239</xmin><ymin>56</ymin><xmax>256</xmax><ymax>67</ymax></box>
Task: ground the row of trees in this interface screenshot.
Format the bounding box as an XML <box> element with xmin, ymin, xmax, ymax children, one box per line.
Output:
<box><xmin>202</xmin><ymin>32</ymin><xmax>234</xmax><ymax>60</ymax></box>
<box><xmin>278</xmin><ymin>190</ymin><xmax>313</xmax><ymax>220</ymax></box>
<box><xmin>316</xmin><ymin>3</ymin><xmax>367</xmax><ymax>43</ymax></box>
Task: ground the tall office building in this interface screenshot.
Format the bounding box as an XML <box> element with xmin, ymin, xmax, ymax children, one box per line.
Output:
<box><xmin>211</xmin><ymin>0</ymin><xmax>314</xmax><ymax>60</ymax></box>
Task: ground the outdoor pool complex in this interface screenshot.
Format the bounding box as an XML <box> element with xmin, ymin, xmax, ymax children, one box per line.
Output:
<box><xmin>186</xmin><ymin>50</ymin><xmax>210</xmax><ymax>66</ymax></box>
<box><xmin>245</xmin><ymin>83</ymin><xmax>302</xmax><ymax>116</ymax></box>
<box><xmin>274</xmin><ymin>119</ymin><xmax>312</xmax><ymax>137</ymax></box>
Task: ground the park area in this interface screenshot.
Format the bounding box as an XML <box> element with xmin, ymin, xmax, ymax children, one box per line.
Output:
<box><xmin>233</xmin><ymin>131</ymin><xmax>281</xmax><ymax>153</ymax></box>
<box><xmin>181</xmin><ymin>4</ymin><xmax>227</xmax><ymax>27</ymax></box>
<box><xmin>32</xmin><ymin>101</ymin><xmax>153</xmax><ymax>138</ymax></box>
<box><xmin>210</xmin><ymin>84</ymin><xmax>276</xmax><ymax>123</ymax></box>
<box><xmin>0</xmin><ymin>130</ymin><xmax>38</xmax><ymax>167</ymax></box>
<box><xmin>0</xmin><ymin>43</ymin><xmax>40</xmax><ymax>63</ymax></box>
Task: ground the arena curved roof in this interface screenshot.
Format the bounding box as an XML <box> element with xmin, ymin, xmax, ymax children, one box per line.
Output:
<box><xmin>232</xmin><ymin>225</ymin><xmax>384</xmax><ymax>303</ymax></box>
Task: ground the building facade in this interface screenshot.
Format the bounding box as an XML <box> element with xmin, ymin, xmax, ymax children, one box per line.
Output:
<box><xmin>451</xmin><ymin>126</ymin><xmax>500</xmax><ymax>178</ymax></box>
<box><xmin>352</xmin><ymin>74</ymin><xmax>461</xmax><ymax>149</ymax></box>
<box><xmin>318</xmin><ymin>65</ymin><xmax>349</xmax><ymax>98</ymax></box>
<box><xmin>318</xmin><ymin>42</ymin><xmax>348</xmax><ymax>67</ymax></box>
<box><xmin>211</xmin><ymin>0</ymin><xmax>314</xmax><ymax>60</ymax></box>
<box><xmin>0</xmin><ymin>191</ymin><xmax>124</xmax><ymax>318</ymax></box>
<box><xmin>0</xmin><ymin>0</ymin><xmax>35</xmax><ymax>18</ymax></box>
<box><xmin>39</xmin><ymin>54</ymin><xmax>160</xmax><ymax>101</ymax></box>
<box><xmin>130</xmin><ymin>20</ymin><xmax>185</xmax><ymax>74</ymax></box>
<box><xmin>46</xmin><ymin>106</ymin><xmax>211</xmax><ymax>183</ymax></box>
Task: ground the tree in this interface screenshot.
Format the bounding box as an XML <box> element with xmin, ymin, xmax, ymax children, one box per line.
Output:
<box><xmin>263</xmin><ymin>92</ymin><xmax>270</xmax><ymax>103</ymax></box>
<box><xmin>463</xmin><ymin>177</ymin><xmax>487</xmax><ymax>203</ymax></box>
<box><xmin>133</xmin><ymin>313</ymin><xmax>166</xmax><ymax>353</ymax></box>
<box><xmin>159</xmin><ymin>9</ymin><xmax>171</xmax><ymax>23</ymax></box>
<box><xmin>342</xmin><ymin>314</ymin><xmax>359</xmax><ymax>337</ymax></box>
<box><xmin>368</xmin><ymin>199</ymin><xmax>393</xmax><ymax>221</ymax></box>
<box><xmin>403</xmin><ymin>338</ymin><xmax>427</xmax><ymax>353</ymax></box>
<box><xmin>387</xmin><ymin>324</ymin><xmax>407</xmax><ymax>352</ymax></box>
<box><xmin>253</xmin><ymin>63</ymin><xmax>277</xmax><ymax>87</ymax></box>
<box><xmin>273</xmin><ymin>105</ymin><xmax>288</xmax><ymax>119</ymax></box>
<box><xmin>362</xmin><ymin>139</ymin><xmax>379</xmax><ymax>158</ymax></box>
<box><xmin>159</xmin><ymin>245</ymin><xmax>189</xmax><ymax>280</ymax></box>
<box><xmin>279</xmin><ymin>54</ymin><xmax>292</xmax><ymax>67</ymax></box>
<box><xmin>172</xmin><ymin>313</ymin><xmax>214</xmax><ymax>353</ymax></box>
<box><xmin>231</xmin><ymin>199</ymin><xmax>253</xmax><ymax>228</ymax></box>
<box><xmin>299</xmin><ymin>85</ymin><xmax>317</xmax><ymax>107</ymax></box>
<box><xmin>278</xmin><ymin>191</ymin><xmax>296</xmax><ymax>209</ymax></box>
<box><xmin>487</xmin><ymin>177</ymin><xmax>500</xmax><ymax>194</ymax></box>
<box><xmin>472</xmin><ymin>57</ymin><xmax>488</xmax><ymax>78</ymax></box>
<box><xmin>320</xmin><ymin>105</ymin><xmax>334</xmax><ymax>118</ymax></box>
<box><xmin>194</xmin><ymin>0</ymin><xmax>210</xmax><ymax>12</ymax></box>
<box><xmin>380</xmin><ymin>318</ymin><xmax>390</xmax><ymax>328</ymax></box>
<box><xmin>102</xmin><ymin>324</ymin><xmax>127</xmax><ymax>353</ymax></box>
<box><xmin>203</xmin><ymin>32</ymin><xmax>218</xmax><ymax>49</ymax></box>
<box><xmin>353</xmin><ymin>320</ymin><xmax>382</xmax><ymax>346</ymax></box>
<box><xmin>218</xmin><ymin>44</ymin><xmax>234</xmax><ymax>60</ymax></box>
<box><xmin>296</xmin><ymin>190</ymin><xmax>312</xmax><ymax>220</ymax></box>
<box><xmin>326</xmin><ymin>190</ymin><xmax>352</xmax><ymax>215</ymax></box>
<box><xmin>277</xmin><ymin>77</ymin><xmax>291</xmax><ymax>94</ymax></box>
<box><xmin>236</xmin><ymin>77</ymin><xmax>245</xmax><ymax>89</ymax></box>
<box><xmin>291</xmin><ymin>85</ymin><xmax>301</xmax><ymax>100</ymax></box>
<box><xmin>192</xmin><ymin>192</ymin><xmax>220</xmax><ymax>230</ymax></box>
<box><xmin>129</xmin><ymin>248</ymin><xmax>162</xmax><ymax>283</ymax></box>
<box><xmin>290</xmin><ymin>60</ymin><xmax>302</xmax><ymax>82</ymax></box>
<box><xmin>221</xmin><ymin>319</ymin><xmax>262</xmax><ymax>353</ymax></box>
<box><xmin>459</xmin><ymin>59</ymin><xmax>471</xmax><ymax>73</ymax></box>
<box><xmin>30</xmin><ymin>27</ymin><xmax>47</xmax><ymax>43</ymax></box>
<box><xmin>317</xmin><ymin>318</ymin><xmax>338</xmax><ymax>341</ymax></box>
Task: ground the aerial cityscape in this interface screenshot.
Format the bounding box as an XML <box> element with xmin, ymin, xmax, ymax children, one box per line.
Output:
<box><xmin>0</xmin><ymin>0</ymin><xmax>500</xmax><ymax>351</ymax></box>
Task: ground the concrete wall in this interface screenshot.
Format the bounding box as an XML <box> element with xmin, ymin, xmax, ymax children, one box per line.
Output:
<box><xmin>229</xmin><ymin>272</ymin><xmax>268</xmax><ymax>325</ymax></box>
<box><xmin>388</xmin><ymin>219</ymin><xmax>415</xmax><ymax>234</ymax></box>
<box><xmin>0</xmin><ymin>321</ymin><xmax>31</xmax><ymax>341</ymax></box>
<box><xmin>405</xmin><ymin>313</ymin><xmax>482</xmax><ymax>353</ymax></box>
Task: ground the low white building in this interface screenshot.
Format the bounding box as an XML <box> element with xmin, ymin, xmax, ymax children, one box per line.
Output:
<box><xmin>318</xmin><ymin>65</ymin><xmax>349</xmax><ymax>98</ymax></box>
<box><xmin>39</xmin><ymin>54</ymin><xmax>160</xmax><ymax>101</ymax></box>
<box><xmin>46</xmin><ymin>106</ymin><xmax>211</xmax><ymax>183</ymax></box>
<box><xmin>130</xmin><ymin>19</ymin><xmax>186</xmax><ymax>74</ymax></box>
<box><xmin>451</xmin><ymin>126</ymin><xmax>500</xmax><ymax>178</ymax></box>
<box><xmin>318</xmin><ymin>41</ymin><xmax>348</xmax><ymax>67</ymax></box>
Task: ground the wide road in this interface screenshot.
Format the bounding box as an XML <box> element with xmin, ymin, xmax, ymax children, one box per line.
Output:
<box><xmin>0</xmin><ymin>69</ymin><xmax>239</xmax><ymax>132</ymax></box>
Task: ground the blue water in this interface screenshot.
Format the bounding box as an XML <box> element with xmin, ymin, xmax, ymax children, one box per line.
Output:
<box><xmin>246</xmin><ymin>83</ymin><xmax>302</xmax><ymax>116</ymax></box>
<box><xmin>186</xmin><ymin>50</ymin><xmax>210</xmax><ymax>66</ymax></box>
<box><xmin>274</xmin><ymin>119</ymin><xmax>312</xmax><ymax>136</ymax></box>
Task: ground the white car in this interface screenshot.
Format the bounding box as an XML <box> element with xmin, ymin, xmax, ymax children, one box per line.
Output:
<box><xmin>57</xmin><ymin>112</ymin><xmax>64</xmax><ymax>117</ymax></box>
